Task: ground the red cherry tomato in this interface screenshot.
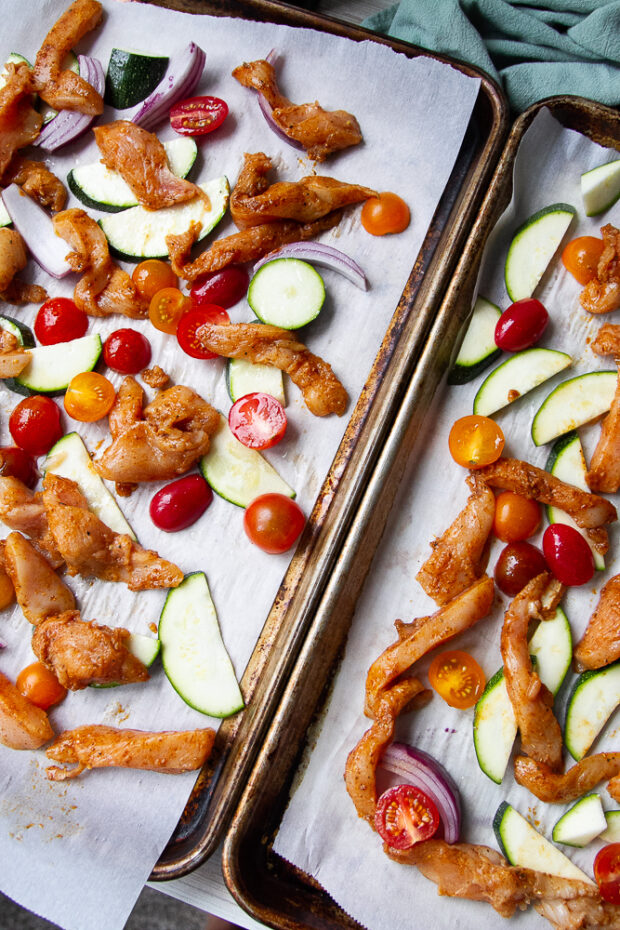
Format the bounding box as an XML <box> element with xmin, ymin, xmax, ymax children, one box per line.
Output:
<box><xmin>176</xmin><ymin>305</ymin><xmax>230</xmax><ymax>359</ymax></box>
<box><xmin>562</xmin><ymin>236</ymin><xmax>604</xmax><ymax>285</ymax></box>
<box><xmin>594</xmin><ymin>844</ymin><xmax>620</xmax><ymax>905</ymax></box>
<box><xmin>9</xmin><ymin>396</ymin><xmax>63</xmax><ymax>456</ymax></box>
<box><xmin>64</xmin><ymin>372</ymin><xmax>115</xmax><ymax>422</ymax></box>
<box><xmin>190</xmin><ymin>266</ymin><xmax>249</xmax><ymax>310</ymax></box>
<box><xmin>494</xmin><ymin>541</ymin><xmax>548</xmax><ymax>596</ymax></box>
<box><xmin>0</xmin><ymin>446</ymin><xmax>38</xmax><ymax>488</ymax></box>
<box><xmin>103</xmin><ymin>329</ymin><xmax>152</xmax><ymax>374</ymax></box>
<box><xmin>374</xmin><ymin>785</ymin><xmax>440</xmax><ymax>849</ymax></box>
<box><xmin>542</xmin><ymin>524</ymin><xmax>595</xmax><ymax>586</ymax></box>
<box><xmin>229</xmin><ymin>392</ymin><xmax>287</xmax><ymax>450</ymax></box>
<box><xmin>428</xmin><ymin>649</ymin><xmax>486</xmax><ymax>709</ymax></box>
<box><xmin>494</xmin><ymin>298</ymin><xmax>549</xmax><ymax>352</ymax></box>
<box><xmin>493</xmin><ymin>491</ymin><xmax>541</xmax><ymax>542</ymax></box>
<box><xmin>448</xmin><ymin>415</ymin><xmax>505</xmax><ymax>469</ymax></box>
<box><xmin>149</xmin><ymin>474</ymin><xmax>213</xmax><ymax>532</ymax></box>
<box><xmin>132</xmin><ymin>259</ymin><xmax>178</xmax><ymax>300</ymax></box>
<box><xmin>34</xmin><ymin>297</ymin><xmax>88</xmax><ymax>346</ymax></box>
<box><xmin>16</xmin><ymin>661</ymin><xmax>66</xmax><ymax>710</ymax></box>
<box><xmin>170</xmin><ymin>95</ymin><xmax>229</xmax><ymax>136</ymax></box>
<box><xmin>361</xmin><ymin>192</ymin><xmax>410</xmax><ymax>236</ymax></box>
<box><xmin>243</xmin><ymin>494</ymin><xmax>305</xmax><ymax>554</ymax></box>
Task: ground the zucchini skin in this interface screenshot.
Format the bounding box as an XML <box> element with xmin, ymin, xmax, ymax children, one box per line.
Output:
<box><xmin>104</xmin><ymin>49</ymin><xmax>168</xmax><ymax>109</ymax></box>
<box><xmin>68</xmin><ymin>169</ymin><xmax>128</xmax><ymax>214</ymax></box>
<box><xmin>447</xmin><ymin>348</ymin><xmax>501</xmax><ymax>385</ymax></box>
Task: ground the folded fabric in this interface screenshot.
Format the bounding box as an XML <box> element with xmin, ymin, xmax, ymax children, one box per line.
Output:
<box><xmin>364</xmin><ymin>0</ymin><xmax>620</xmax><ymax>112</ymax></box>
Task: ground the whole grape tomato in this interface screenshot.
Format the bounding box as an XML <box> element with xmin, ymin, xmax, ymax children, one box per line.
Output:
<box><xmin>493</xmin><ymin>491</ymin><xmax>541</xmax><ymax>543</ymax></box>
<box><xmin>150</xmin><ymin>474</ymin><xmax>213</xmax><ymax>532</ymax></box>
<box><xmin>448</xmin><ymin>415</ymin><xmax>505</xmax><ymax>469</ymax></box>
<box><xmin>228</xmin><ymin>392</ymin><xmax>287</xmax><ymax>450</ymax></box>
<box><xmin>594</xmin><ymin>844</ymin><xmax>620</xmax><ymax>905</ymax></box>
<box><xmin>244</xmin><ymin>494</ymin><xmax>305</xmax><ymax>554</ymax></box>
<box><xmin>170</xmin><ymin>96</ymin><xmax>228</xmax><ymax>136</ymax></box>
<box><xmin>16</xmin><ymin>661</ymin><xmax>66</xmax><ymax>710</ymax></box>
<box><xmin>132</xmin><ymin>259</ymin><xmax>178</xmax><ymax>300</ymax></box>
<box><xmin>562</xmin><ymin>236</ymin><xmax>604</xmax><ymax>286</ymax></box>
<box><xmin>361</xmin><ymin>192</ymin><xmax>410</xmax><ymax>236</ymax></box>
<box><xmin>428</xmin><ymin>649</ymin><xmax>485</xmax><ymax>709</ymax></box>
<box><xmin>9</xmin><ymin>396</ymin><xmax>63</xmax><ymax>456</ymax></box>
<box><xmin>494</xmin><ymin>298</ymin><xmax>549</xmax><ymax>352</ymax></box>
<box><xmin>190</xmin><ymin>266</ymin><xmax>249</xmax><ymax>310</ymax></box>
<box><xmin>64</xmin><ymin>372</ymin><xmax>116</xmax><ymax>423</ymax></box>
<box><xmin>542</xmin><ymin>524</ymin><xmax>595</xmax><ymax>587</ymax></box>
<box><xmin>177</xmin><ymin>305</ymin><xmax>230</xmax><ymax>359</ymax></box>
<box><xmin>34</xmin><ymin>297</ymin><xmax>88</xmax><ymax>345</ymax></box>
<box><xmin>104</xmin><ymin>329</ymin><xmax>152</xmax><ymax>374</ymax></box>
<box><xmin>374</xmin><ymin>785</ymin><xmax>440</xmax><ymax>849</ymax></box>
<box><xmin>494</xmin><ymin>541</ymin><xmax>548</xmax><ymax>597</ymax></box>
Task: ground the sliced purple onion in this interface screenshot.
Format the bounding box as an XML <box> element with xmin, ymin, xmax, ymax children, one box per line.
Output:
<box><xmin>0</xmin><ymin>639</ymin><xmax>5</xmax><ymax>650</ymax></box>
<box><xmin>381</xmin><ymin>742</ymin><xmax>461</xmax><ymax>844</ymax></box>
<box><xmin>254</xmin><ymin>241</ymin><xmax>367</xmax><ymax>290</ymax></box>
<box><xmin>127</xmin><ymin>42</ymin><xmax>205</xmax><ymax>132</ymax></box>
<box><xmin>1</xmin><ymin>184</ymin><xmax>72</xmax><ymax>278</ymax></box>
<box><xmin>251</xmin><ymin>50</ymin><xmax>305</xmax><ymax>151</ymax></box>
<box><xmin>34</xmin><ymin>55</ymin><xmax>104</xmax><ymax>152</ymax></box>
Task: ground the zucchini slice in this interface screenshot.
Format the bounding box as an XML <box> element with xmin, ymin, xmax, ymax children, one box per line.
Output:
<box><xmin>564</xmin><ymin>661</ymin><xmax>620</xmax><ymax>761</ymax></box>
<box><xmin>552</xmin><ymin>794</ymin><xmax>606</xmax><ymax>848</ymax></box>
<box><xmin>531</xmin><ymin>370</ymin><xmax>617</xmax><ymax>446</ymax></box>
<box><xmin>127</xmin><ymin>633</ymin><xmax>160</xmax><ymax>668</ymax></box>
<box><xmin>473</xmin><ymin>348</ymin><xmax>571</xmax><ymax>417</ymax></box>
<box><xmin>505</xmin><ymin>203</ymin><xmax>576</xmax><ymax>302</ymax></box>
<box><xmin>248</xmin><ymin>258</ymin><xmax>325</xmax><ymax>329</ymax></box>
<box><xmin>6</xmin><ymin>334</ymin><xmax>102</xmax><ymax>396</ymax></box>
<box><xmin>99</xmin><ymin>176</ymin><xmax>229</xmax><ymax>261</ymax></box>
<box><xmin>447</xmin><ymin>296</ymin><xmax>501</xmax><ymax>385</ymax></box>
<box><xmin>581</xmin><ymin>159</ymin><xmax>620</xmax><ymax>217</ymax></box>
<box><xmin>105</xmin><ymin>48</ymin><xmax>169</xmax><ymax>110</ymax></box>
<box><xmin>0</xmin><ymin>314</ymin><xmax>34</xmax><ymax>349</ymax></box>
<box><xmin>226</xmin><ymin>357</ymin><xmax>286</xmax><ymax>406</ymax></box>
<box><xmin>601</xmin><ymin>811</ymin><xmax>620</xmax><ymax>843</ymax></box>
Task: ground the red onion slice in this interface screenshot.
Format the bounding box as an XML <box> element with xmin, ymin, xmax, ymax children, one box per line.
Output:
<box><xmin>381</xmin><ymin>742</ymin><xmax>461</xmax><ymax>844</ymax></box>
<box><xmin>34</xmin><ymin>55</ymin><xmax>104</xmax><ymax>152</ymax></box>
<box><xmin>127</xmin><ymin>42</ymin><xmax>205</xmax><ymax>132</ymax></box>
<box><xmin>1</xmin><ymin>184</ymin><xmax>73</xmax><ymax>278</ymax></box>
<box><xmin>250</xmin><ymin>50</ymin><xmax>305</xmax><ymax>151</ymax></box>
<box><xmin>254</xmin><ymin>241</ymin><xmax>367</xmax><ymax>290</ymax></box>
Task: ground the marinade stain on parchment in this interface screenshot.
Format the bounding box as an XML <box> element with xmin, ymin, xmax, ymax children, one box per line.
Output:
<box><xmin>1</xmin><ymin>758</ymin><xmax>83</xmax><ymax>842</ymax></box>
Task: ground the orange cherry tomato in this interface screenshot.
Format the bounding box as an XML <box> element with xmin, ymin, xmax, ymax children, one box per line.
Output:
<box><xmin>132</xmin><ymin>259</ymin><xmax>178</xmax><ymax>300</ymax></box>
<box><xmin>428</xmin><ymin>649</ymin><xmax>486</xmax><ymax>709</ymax></box>
<box><xmin>16</xmin><ymin>661</ymin><xmax>66</xmax><ymax>710</ymax></box>
<box><xmin>361</xmin><ymin>192</ymin><xmax>410</xmax><ymax>236</ymax></box>
<box><xmin>561</xmin><ymin>236</ymin><xmax>604</xmax><ymax>285</ymax></box>
<box><xmin>64</xmin><ymin>372</ymin><xmax>116</xmax><ymax>422</ymax></box>
<box><xmin>448</xmin><ymin>415</ymin><xmax>505</xmax><ymax>469</ymax></box>
<box><xmin>148</xmin><ymin>287</ymin><xmax>189</xmax><ymax>334</ymax></box>
<box><xmin>493</xmin><ymin>491</ymin><xmax>541</xmax><ymax>542</ymax></box>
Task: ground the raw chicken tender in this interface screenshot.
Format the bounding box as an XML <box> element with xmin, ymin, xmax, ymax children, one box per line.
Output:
<box><xmin>0</xmin><ymin>670</ymin><xmax>54</xmax><ymax>749</ymax></box>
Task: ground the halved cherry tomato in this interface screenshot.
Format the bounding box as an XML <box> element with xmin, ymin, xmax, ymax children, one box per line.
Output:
<box><xmin>190</xmin><ymin>266</ymin><xmax>249</xmax><ymax>310</ymax></box>
<box><xmin>148</xmin><ymin>287</ymin><xmax>189</xmax><ymax>335</ymax></box>
<box><xmin>16</xmin><ymin>661</ymin><xmax>66</xmax><ymax>710</ymax></box>
<box><xmin>229</xmin><ymin>392</ymin><xmax>287</xmax><ymax>450</ymax></box>
<box><xmin>176</xmin><ymin>305</ymin><xmax>230</xmax><ymax>359</ymax></box>
<box><xmin>542</xmin><ymin>523</ymin><xmax>595</xmax><ymax>586</ymax></box>
<box><xmin>150</xmin><ymin>474</ymin><xmax>213</xmax><ymax>532</ymax></box>
<box><xmin>448</xmin><ymin>415</ymin><xmax>505</xmax><ymax>469</ymax></box>
<box><xmin>9</xmin><ymin>396</ymin><xmax>63</xmax><ymax>456</ymax></box>
<box><xmin>132</xmin><ymin>259</ymin><xmax>178</xmax><ymax>300</ymax></box>
<box><xmin>34</xmin><ymin>297</ymin><xmax>88</xmax><ymax>345</ymax></box>
<box><xmin>0</xmin><ymin>446</ymin><xmax>38</xmax><ymax>488</ymax></box>
<box><xmin>361</xmin><ymin>191</ymin><xmax>410</xmax><ymax>236</ymax></box>
<box><xmin>103</xmin><ymin>328</ymin><xmax>152</xmax><ymax>374</ymax></box>
<box><xmin>244</xmin><ymin>493</ymin><xmax>305</xmax><ymax>554</ymax></box>
<box><xmin>493</xmin><ymin>491</ymin><xmax>541</xmax><ymax>543</ymax></box>
<box><xmin>494</xmin><ymin>541</ymin><xmax>548</xmax><ymax>596</ymax></box>
<box><xmin>562</xmin><ymin>236</ymin><xmax>604</xmax><ymax>285</ymax></box>
<box><xmin>64</xmin><ymin>372</ymin><xmax>115</xmax><ymax>422</ymax></box>
<box><xmin>170</xmin><ymin>95</ymin><xmax>229</xmax><ymax>137</ymax></box>
<box><xmin>494</xmin><ymin>298</ymin><xmax>548</xmax><ymax>352</ymax></box>
<box><xmin>594</xmin><ymin>844</ymin><xmax>620</xmax><ymax>905</ymax></box>
<box><xmin>374</xmin><ymin>784</ymin><xmax>440</xmax><ymax>849</ymax></box>
<box><xmin>428</xmin><ymin>649</ymin><xmax>486</xmax><ymax>709</ymax></box>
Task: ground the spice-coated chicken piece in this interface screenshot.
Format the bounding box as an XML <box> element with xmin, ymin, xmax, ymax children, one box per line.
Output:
<box><xmin>196</xmin><ymin>321</ymin><xmax>348</xmax><ymax>417</ymax></box>
<box><xmin>0</xmin><ymin>669</ymin><xmax>54</xmax><ymax>749</ymax></box>
<box><xmin>32</xmin><ymin>610</ymin><xmax>149</xmax><ymax>690</ymax></box>
<box><xmin>2</xmin><ymin>156</ymin><xmax>67</xmax><ymax>212</ymax></box>
<box><xmin>536</xmin><ymin>895</ymin><xmax>620</xmax><ymax>929</ymax></box>
<box><xmin>580</xmin><ymin>224</ymin><xmax>620</xmax><ymax>315</ymax></box>
<box><xmin>42</xmin><ymin>473</ymin><xmax>183</xmax><ymax>590</ymax></box>
<box><xmin>592</xmin><ymin>322</ymin><xmax>620</xmax><ymax>357</ymax></box>
<box><xmin>0</xmin><ymin>327</ymin><xmax>30</xmax><ymax>378</ymax></box>
<box><xmin>232</xmin><ymin>59</ymin><xmax>363</xmax><ymax>162</ymax></box>
<box><xmin>584</xmin><ymin>330</ymin><xmax>620</xmax><ymax>493</ymax></box>
<box><xmin>574</xmin><ymin>574</ymin><xmax>620</xmax><ymax>671</ymax></box>
<box><xmin>0</xmin><ymin>476</ymin><xmax>62</xmax><ymax>567</ymax></box>
<box><xmin>2</xmin><ymin>531</ymin><xmax>75</xmax><ymax>624</ymax></box>
<box><xmin>95</xmin><ymin>377</ymin><xmax>219</xmax><ymax>483</ymax></box>
<box><xmin>514</xmin><ymin>753</ymin><xmax>620</xmax><ymax>804</ymax></box>
<box><xmin>0</xmin><ymin>62</ymin><xmax>42</xmax><ymax>176</ymax></box>
<box><xmin>45</xmin><ymin>724</ymin><xmax>216</xmax><ymax>780</ymax></box>
<box><xmin>0</xmin><ymin>226</ymin><xmax>48</xmax><ymax>305</ymax></box>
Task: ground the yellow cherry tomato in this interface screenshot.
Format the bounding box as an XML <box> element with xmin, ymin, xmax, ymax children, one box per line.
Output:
<box><xmin>148</xmin><ymin>287</ymin><xmax>189</xmax><ymax>334</ymax></box>
<box><xmin>16</xmin><ymin>661</ymin><xmax>66</xmax><ymax>709</ymax></box>
<box><xmin>561</xmin><ymin>236</ymin><xmax>604</xmax><ymax>286</ymax></box>
<box><xmin>493</xmin><ymin>490</ymin><xmax>541</xmax><ymax>542</ymax></box>
<box><xmin>428</xmin><ymin>649</ymin><xmax>485</xmax><ymax>709</ymax></box>
<box><xmin>64</xmin><ymin>371</ymin><xmax>116</xmax><ymax>422</ymax></box>
<box><xmin>448</xmin><ymin>415</ymin><xmax>505</xmax><ymax>469</ymax></box>
<box><xmin>361</xmin><ymin>192</ymin><xmax>410</xmax><ymax>236</ymax></box>
<box><xmin>132</xmin><ymin>259</ymin><xmax>178</xmax><ymax>300</ymax></box>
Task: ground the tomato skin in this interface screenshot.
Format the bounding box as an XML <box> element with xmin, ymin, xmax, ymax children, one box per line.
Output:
<box><xmin>562</xmin><ymin>236</ymin><xmax>604</xmax><ymax>285</ymax></box>
<box><xmin>361</xmin><ymin>192</ymin><xmax>410</xmax><ymax>236</ymax></box>
<box><xmin>428</xmin><ymin>649</ymin><xmax>485</xmax><ymax>709</ymax></box>
<box><xmin>494</xmin><ymin>541</ymin><xmax>548</xmax><ymax>596</ymax></box>
<box><xmin>229</xmin><ymin>392</ymin><xmax>287</xmax><ymax>450</ymax></box>
<box><xmin>177</xmin><ymin>305</ymin><xmax>230</xmax><ymax>359</ymax></box>
<box><xmin>16</xmin><ymin>662</ymin><xmax>66</xmax><ymax>709</ymax></box>
<box><xmin>542</xmin><ymin>524</ymin><xmax>595</xmax><ymax>586</ymax></box>
<box><xmin>374</xmin><ymin>785</ymin><xmax>440</xmax><ymax>849</ymax></box>
<box><xmin>594</xmin><ymin>844</ymin><xmax>620</xmax><ymax>905</ymax></box>
<box><xmin>0</xmin><ymin>446</ymin><xmax>38</xmax><ymax>488</ymax></box>
<box><xmin>493</xmin><ymin>491</ymin><xmax>541</xmax><ymax>542</ymax></box>
<box><xmin>103</xmin><ymin>328</ymin><xmax>152</xmax><ymax>374</ymax></box>
<box><xmin>148</xmin><ymin>287</ymin><xmax>189</xmax><ymax>335</ymax></box>
<box><xmin>244</xmin><ymin>494</ymin><xmax>305</xmax><ymax>554</ymax></box>
<box><xmin>494</xmin><ymin>298</ymin><xmax>549</xmax><ymax>352</ymax></box>
<box><xmin>132</xmin><ymin>260</ymin><xmax>178</xmax><ymax>300</ymax></box>
<box><xmin>170</xmin><ymin>95</ymin><xmax>229</xmax><ymax>136</ymax></box>
<box><xmin>9</xmin><ymin>396</ymin><xmax>63</xmax><ymax>456</ymax></box>
<box><xmin>64</xmin><ymin>372</ymin><xmax>116</xmax><ymax>422</ymax></box>
<box><xmin>448</xmin><ymin>415</ymin><xmax>505</xmax><ymax>469</ymax></box>
<box><xmin>190</xmin><ymin>266</ymin><xmax>249</xmax><ymax>310</ymax></box>
<box><xmin>34</xmin><ymin>297</ymin><xmax>88</xmax><ymax>346</ymax></box>
<box><xmin>149</xmin><ymin>474</ymin><xmax>213</xmax><ymax>532</ymax></box>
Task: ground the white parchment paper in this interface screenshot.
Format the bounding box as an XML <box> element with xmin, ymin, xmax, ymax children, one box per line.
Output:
<box><xmin>274</xmin><ymin>107</ymin><xmax>620</xmax><ymax>930</ymax></box>
<box><xmin>0</xmin><ymin>2</ymin><xmax>481</xmax><ymax>928</ymax></box>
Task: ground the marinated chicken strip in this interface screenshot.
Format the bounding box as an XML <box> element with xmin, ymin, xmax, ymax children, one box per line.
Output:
<box><xmin>32</xmin><ymin>0</ymin><xmax>104</xmax><ymax>115</ymax></box>
<box><xmin>477</xmin><ymin>457</ymin><xmax>616</xmax><ymax>554</ymax></box>
<box><xmin>580</xmin><ymin>224</ymin><xmax>620</xmax><ymax>315</ymax></box>
<box><xmin>0</xmin><ymin>62</ymin><xmax>42</xmax><ymax>176</ymax></box>
<box><xmin>514</xmin><ymin>753</ymin><xmax>620</xmax><ymax>804</ymax></box>
<box><xmin>536</xmin><ymin>896</ymin><xmax>620</xmax><ymax>930</ymax></box>
<box><xmin>416</xmin><ymin>474</ymin><xmax>495</xmax><ymax>605</ymax></box>
<box><xmin>93</xmin><ymin>121</ymin><xmax>203</xmax><ymax>211</ymax></box>
<box><xmin>2</xmin><ymin>156</ymin><xmax>66</xmax><ymax>212</ymax></box>
<box><xmin>0</xmin><ymin>476</ymin><xmax>61</xmax><ymax>567</ymax></box>
<box><xmin>0</xmin><ymin>226</ymin><xmax>27</xmax><ymax>293</ymax></box>
<box><xmin>0</xmin><ymin>315</ymin><xmax>30</xmax><ymax>378</ymax></box>
<box><xmin>197</xmin><ymin>321</ymin><xmax>348</xmax><ymax>417</ymax></box>
<box><xmin>95</xmin><ymin>377</ymin><xmax>219</xmax><ymax>483</ymax></box>
<box><xmin>233</xmin><ymin>59</ymin><xmax>362</xmax><ymax>162</ymax></box>
<box><xmin>230</xmin><ymin>152</ymin><xmax>375</xmax><ymax>229</ymax></box>
<box><xmin>32</xmin><ymin>611</ymin><xmax>148</xmax><ymax>690</ymax></box>
<box><xmin>501</xmin><ymin>574</ymin><xmax>564</xmax><ymax>771</ymax></box>
<box><xmin>0</xmin><ymin>669</ymin><xmax>53</xmax><ymax>749</ymax></box>
<box><xmin>592</xmin><ymin>322</ymin><xmax>620</xmax><ymax>358</ymax></box>
<box><xmin>585</xmin><ymin>372</ymin><xmax>620</xmax><ymax>493</ymax></box>
<box><xmin>3</xmin><ymin>532</ymin><xmax>74</xmax><ymax>624</ymax></box>
<box><xmin>46</xmin><ymin>724</ymin><xmax>216</xmax><ymax>780</ymax></box>
<box><xmin>53</xmin><ymin>208</ymin><xmax>148</xmax><ymax>318</ymax></box>
<box><xmin>42</xmin><ymin>473</ymin><xmax>183</xmax><ymax>590</ymax></box>
<box><xmin>574</xmin><ymin>574</ymin><xmax>620</xmax><ymax>671</ymax></box>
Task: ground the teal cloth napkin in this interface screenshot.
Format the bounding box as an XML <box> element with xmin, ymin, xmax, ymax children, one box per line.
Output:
<box><xmin>363</xmin><ymin>0</ymin><xmax>620</xmax><ymax>111</ymax></box>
